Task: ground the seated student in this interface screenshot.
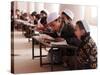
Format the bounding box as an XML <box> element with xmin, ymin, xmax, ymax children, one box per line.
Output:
<box><xmin>29</xmin><ymin>11</ymin><xmax>38</xmax><ymax>25</ymax></box>
<box><xmin>46</xmin><ymin>12</ymin><xmax>64</xmax><ymax>63</ymax></box>
<box><xmin>46</xmin><ymin>12</ymin><xmax>81</xmax><ymax>67</ymax></box>
<box><xmin>47</xmin><ymin>12</ymin><xmax>80</xmax><ymax>47</ymax></box>
<box><xmin>36</xmin><ymin>10</ymin><xmax>49</xmax><ymax>32</ymax></box>
<box><xmin>14</xmin><ymin>9</ymin><xmax>21</xmax><ymax>19</ymax></box>
<box><xmin>74</xmin><ymin>20</ymin><xmax>97</xmax><ymax>69</ymax></box>
<box><xmin>29</xmin><ymin>12</ymin><xmax>36</xmax><ymax>24</ymax></box>
<box><xmin>39</xmin><ymin>10</ymin><xmax>48</xmax><ymax>25</ymax></box>
<box><xmin>35</xmin><ymin>14</ymin><xmax>41</xmax><ymax>24</ymax></box>
<box><xmin>46</xmin><ymin>12</ymin><xmax>62</xmax><ymax>38</ymax></box>
<box><xmin>20</xmin><ymin>12</ymin><xmax>29</xmax><ymax>21</ymax></box>
<box><xmin>60</xmin><ymin>9</ymin><xmax>81</xmax><ymax>46</ymax></box>
<box><xmin>47</xmin><ymin>9</ymin><xmax>81</xmax><ymax>46</ymax></box>
<box><xmin>59</xmin><ymin>9</ymin><xmax>82</xmax><ymax>69</ymax></box>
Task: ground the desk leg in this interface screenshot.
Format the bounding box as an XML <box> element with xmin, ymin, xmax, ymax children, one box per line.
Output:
<box><xmin>32</xmin><ymin>38</ymin><xmax>34</xmax><ymax>59</ymax></box>
<box><xmin>40</xmin><ymin>43</ymin><xmax>42</xmax><ymax>67</ymax></box>
<box><xmin>74</xmin><ymin>50</ymin><xmax>77</xmax><ymax>69</ymax></box>
<box><xmin>51</xmin><ymin>47</ymin><xmax>54</xmax><ymax>71</ymax></box>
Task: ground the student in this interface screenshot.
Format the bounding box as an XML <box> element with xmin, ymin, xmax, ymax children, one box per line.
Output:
<box><xmin>47</xmin><ymin>12</ymin><xmax>80</xmax><ymax>68</ymax></box>
<box><xmin>30</xmin><ymin>11</ymin><xmax>38</xmax><ymax>25</ymax></box>
<box><xmin>74</xmin><ymin>20</ymin><xmax>97</xmax><ymax>69</ymax></box>
<box><xmin>29</xmin><ymin>11</ymin><xmax>37</xmax><ymax>24</ymax></box>
<box><xmin>40</xmin><ymin>10</ymin><xmax>48</xmax><ymax>25</ymax></box>
<box><xmin>47</xmin><ymin>9</ymin><xmax>81</xmax><ymax>46</ymax></box>
<box><xmin>60</xmin><ymin>9</ymin><xmax>81</xmax><ymax>46</ymax></box>
<box><xmin>20</xmin><ymin>12</ymin><xmax>29</xmax><ymax>21</ymax></box>
<box><xmin>46</xmin><ymin>12</ymin><xmax>62</xmax><ymax>38</ymax></box>
<box><xmin>36</xmin><ymin>10</ymin><xmax>49</xmax><ymax>32</ymax></box>
<box><xmin>14</xmin><ymin>9</ymin><xmax>21</xmax><ymax>19</ymax></box>
<box><xmin>46</xmin><ymin>12</ymin><xmax>63</xmax><ymax>64</ymax></box>
<box><xmin>59</xmin><ymin>9</ymin><xmax>82</xmax><ymax>69</ymax></box>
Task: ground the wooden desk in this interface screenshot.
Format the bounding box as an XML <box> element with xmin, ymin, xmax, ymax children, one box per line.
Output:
<box><xmin>32</xmin><ymin>34</ymin><xmax>78</xmax><ymax>71</ymax></box>
<box><xmin>15</xmin><ymin>19</ymin><xmax>36</xmax><ymax>27</ymax></box>
<box><xmin>15</xmin><ymin>19</ymin><xmax>36</xmax><ymax>42</ymax></box>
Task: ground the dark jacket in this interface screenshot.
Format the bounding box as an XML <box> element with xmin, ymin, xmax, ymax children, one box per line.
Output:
<box><xmin>60</xmin><ymin>22</ymin><xmax>81</xmax><ymax>46</ymax></box>
<box><xmin>47</xmin><ymin>22</ymin><xmax>81</xmax><ymax>63</ymax></box>
<box><xmin>45</xmin><ymin>22</ymin><xmax>81</xmax><ymax>46</ymax></box>
<box><xmin>40</xmin><ymin>16</ymin><xmax>47</xmax><ymax>25</ymax></box>
<box><xmin>61</xmin><ymin>23</ymin><xmax>75</xmax><ymax>39</ymax></box>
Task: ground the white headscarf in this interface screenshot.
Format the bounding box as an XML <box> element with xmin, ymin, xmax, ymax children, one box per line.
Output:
<box><xmin>81</xmin><ymin>20</ymin><xmax>90</xmax><ymax>33</ymax></box>
<box><xmin>63</xmin><ymin>9</ymin><xmax>74</xmax><ymax>20</ymax></box>
<box><xmin>47</xmin><ymin>12</ymin><xmax>59</xmax><ymax>24</ymax></box>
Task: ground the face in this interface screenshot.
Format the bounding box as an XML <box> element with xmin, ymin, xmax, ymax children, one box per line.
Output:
<box><xmin>61</xmin><ymin>14</ymin><xmax>66</xmax><ymax>21</ymax></box>
<box><xmin>49</xmin><ymin>18</ymin><xmax>61</xmax><ymax>32</ymax></box>
<box><xmin>74</xmin><ymin>24</ymin><xmax>82</xmax><ymax>39</ymax></box>
<box><xmin>61</xmin><ymin>14</ymin><xmax>70</xmax><ymax>23</ymax></box>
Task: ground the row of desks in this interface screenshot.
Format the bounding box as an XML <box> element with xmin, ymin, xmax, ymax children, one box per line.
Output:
<box><xmin>15</xmin><ymin>19</ymin><xmax>36</xmax><ymax>42</ymax></box>
<box><xmin>15</xmin><ymin>19</ymin><xmax>78</xmax><ymax>71</ymax></box>
<box><xmin>15</xmin><ymin>19</ymin><xmax>36</xmax><ymax>27</ymax></box>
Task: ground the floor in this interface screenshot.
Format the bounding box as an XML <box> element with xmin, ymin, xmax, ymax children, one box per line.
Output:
<box><xmin>11</xmin><ymin>30</ymin><xmax>64</xmax><ymax>74</ymax></box>
<box><xmin>11</xmin><ymin>25</ymin><xmax>97</xmax><ymax>74</ymax></box>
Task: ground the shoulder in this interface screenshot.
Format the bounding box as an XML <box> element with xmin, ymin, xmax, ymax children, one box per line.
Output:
<box><xmin>82</xmin><ymin>36</ymin><xmax>97</xmax><ymax>53</ymax></box>
<box><xmin>87</xmin><ymin>37</ymin><xmax>97</xmax><ymax>48</ymax></box>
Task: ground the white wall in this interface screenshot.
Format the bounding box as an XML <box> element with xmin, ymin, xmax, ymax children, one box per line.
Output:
<box><xmin>34</xmin><ymin>2</ymin><xmax>44</xmax><ymax>13</ymax></box>
<box><xmin>17</xmin><ymin>1</ymin><xmax>28</xmax><ymax>12</ymax></box>
<box><xmin>59</xmin><ymin>4</ymin><xmax>84</xmax><ymax>24</ymax></box>
<box><xmin>84</xmin><ymin>6</ymin><xmax>97</xmax><ymax>25</ymax></box>
<box><xmin>44</xmin><ymin>3</ymin><xmax>60</xmax><ymax>14</ymax></box>
<box><xmin>29</xmin><ymin>2</ymin><xmax>35</xmax><ymax>14</ymax></box>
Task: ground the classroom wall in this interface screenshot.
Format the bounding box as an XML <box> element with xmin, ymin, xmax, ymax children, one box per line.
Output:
<box><xmin>34</xmin><ymin>2</ymin><xmax>44</xmax><ymax>13</ymax></box>
<box><xmin>84</xmin><ymin>6</ymin><xmax>97</xmax><ymax>25</ymax></box>
<box><xmin>13</xmin><ymin>1</ymin><xmax>97</xmax><ymax>25</ymax></box>
<box><xmin>44</xmin><ymin>3</ymin><xmax>60</xmax><ymax>14</ymax></box>
<box><xmin>59</xmin><ymin>4</ymin><xmax>83</xmax><ymax>25</ymax></box>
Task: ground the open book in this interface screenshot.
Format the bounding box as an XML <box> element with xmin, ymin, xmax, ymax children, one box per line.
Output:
<box><xmin>51</xmin><ymin>40</ymin><xmax>68</xmax><ymax>46</ymax></box>
<box><xmin>39</xmin><ymin>34</ymin><xmax>68</xmax><ymax>46</ymax></box>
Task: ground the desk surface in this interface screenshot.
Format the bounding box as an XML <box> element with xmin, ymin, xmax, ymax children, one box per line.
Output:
<box><xmin>32</xmin><ymin>34</ymin><xmax>78</xmax><ymax>49</ymax></box>
<box><xmin>32</xmin><ymin>34</ymin><xmax>69</xmax><ymax>47</ymax></box>
<box><xmin>15</xmin><ymin>19</ymin><xmax>36</xmax><ymax>27</ymax></box>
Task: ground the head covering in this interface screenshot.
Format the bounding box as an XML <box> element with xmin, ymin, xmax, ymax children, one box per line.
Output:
<box><xmin>47</xmin><ymin>12</ymin><xmax>59</xmax><ymax>24</ymax></box>
<box><xmin>31</xmin><ymin>11</ymin><xmax>37</xmax><ymax>16</ymax></box>
<box><xmin>63</xmin><ymin>9</ymin><xmax>74</xmax><ymax>20</ymax></box>
<box><xmin>81</xmin><ymin>20</ymin><xmax>90</xmax><ymax>33</ymax></box>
